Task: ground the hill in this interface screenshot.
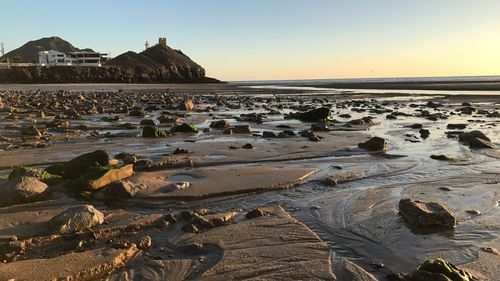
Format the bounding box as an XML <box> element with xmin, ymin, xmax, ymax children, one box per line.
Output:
<box><xmin>106</xmin><ymin>44</ymin><xmax>208</xmax><ymax>81</ymax></box>
<box><xmin>0</xmin><ymin>36</ymin><xmax>93</xmax><ymax>63</ymax></box>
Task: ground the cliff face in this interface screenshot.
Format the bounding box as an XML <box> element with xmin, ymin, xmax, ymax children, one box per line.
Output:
<box><xmin>0</xmin><ymin>66</ymin><xmax>220</xmax><ymax>84</ymax></box>
<box><xmin>0</xmin><ymin>37</ymin><xmax>221</xmax><ymax>83</ymax></box>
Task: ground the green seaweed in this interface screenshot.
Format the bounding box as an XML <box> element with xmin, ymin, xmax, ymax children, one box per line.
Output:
<box><xmin>417</xmin><ymin>258</ymin><xmax>470</xmax><ymax>281</ymax></box>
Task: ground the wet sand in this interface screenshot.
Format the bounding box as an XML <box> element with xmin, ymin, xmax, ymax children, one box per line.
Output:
<box><xmin>0</xmin><ymin>83</ymin><xmax>499</xmax><ymax>280</ymax></box>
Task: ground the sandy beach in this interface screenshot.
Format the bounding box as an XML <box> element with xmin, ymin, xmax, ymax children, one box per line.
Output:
<box><xmin>0</xmin><ymin>83</ymin><xmax>498</xmax><ymax>280</ymax></box>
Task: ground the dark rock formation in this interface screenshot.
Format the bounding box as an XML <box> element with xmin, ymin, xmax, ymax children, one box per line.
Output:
<box><xmin>399</xmin><ymin>199</ymin><xmax>456</xmax><ymax>228</ymax></box>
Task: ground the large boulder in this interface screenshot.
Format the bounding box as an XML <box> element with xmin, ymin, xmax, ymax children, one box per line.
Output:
<box><xmin>358</xmin><ymin>137</ymin><xmax>387</xmax><ymax>151</ymax></box>
<box><xmin>399</xmin><ymin>199</ymin><xmax>456</xmax><ymax>228</ymax></box>
<box><xmin>0</xmin><ymin>176</ymin><xmax>49</xmax><ymax>207</ymax></box>
<box><xmin>46</xmin><ymin>150</ymin><xmax>110</xmax><ymax>179</ymax></box>
<box><xmin>49</xmin><ymin>205</ymin><xmax>105</xmax><ymax>234</ymax></box>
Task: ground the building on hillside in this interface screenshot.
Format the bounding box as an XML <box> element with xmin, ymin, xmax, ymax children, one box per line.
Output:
<box><xmin>38</xmin><ymin>50</ymin><xmax>108</xmax><ymax>66</ymax></box>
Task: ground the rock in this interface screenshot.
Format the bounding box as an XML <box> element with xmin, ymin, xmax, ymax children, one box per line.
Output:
<box><xmin>49</xmin><ymin>205</ymin><xmax>105</xmax><ymax>234</ymax></box>
<box><xmin>458</xmin><ymin>130</ymin><xmax>490</xmax><ymax>143</ymax></box>
<box><xmin>288</xmin><ymin>107</ymin><xmax>331</xmax><ymax>122</ymax></box>
<box><xmin>416</xmin><ymin>258</ymin><xmax>471</xmax><ymax>281</ymax></box>
<box><xmin>140</xmin><ymin>119</ymin><xmax>156</xmax><ymax>126</ymax></box>
<box><xmin>178</xmin><ymin>99</ymin><xmax>194</xmax><ymax>111</ymax></box>
<box><xmin>78</xmin><ymin>164</ymin><xmax>134</xmax><ymax>191</ymax></box>
<box><xmin>0</xmin><ymin>176</ymin><xmax>49</xmax><ymax>207</ymax></box>
<box><xmin>419</xmin><ymin>129</ymin><xmax>430</xmax><ymax>139</ymax></box>
<box><xmin>46</xmin><ymin>150</ymin><xmax>110</xmax><ymax>179</ymax></box>
<box><xmin>173</xmin><ymin>148</ymin><xmax>191</xmax><ymax>155</ymax></box>
<box><xmin>430</xmin><ymin>155</ymin><xmax>456</xmax><ymax>161</ymax></box>
<box><xmin>171</xmin><ymin>123</ymin><xmax>198</xmax><ymax>133</ymax></box>
<box><xmin>399</xmin><ymin>199</ymin><xmax>456</xmax><ymax>228</ymax></box>
<box><xmin>21</xmin><ymin>125</ymin><xmax>42</xmax><ymax>137</ymax></box>
<box><xmin>468</xmin><ymin>137</ymin><xmax>496</xmax><ymax>149</ymax></box>
<box><xmin>358</xmin><ymin>137</ymin><xmax>387</xmax><ymax>151</ymax></box>
<box><xmin>101</xmin><ymin>180</ymin><xmax>145</xmax><ymax>199</ymax></box>
<box><xmin>245</xmin><ymin>208</ymin><xmax>267</xmax><ymax>219</ymax></box>
<box><xmin>405</xmin><ymin>123</ymin><xmax>423</xmax><ymax>129</ymax></box>
<box><xmin>465</xmin><ymin>209</ymin><xmax>481</xmax><ymax>215</ymax></box>
<box><xmin>481</xmin><ymin>246</ymin><xmax>499</xmax><ymax>255</ymax></box>
<box><xmin>311</xmin><ymin>123</ymin><xmax>330</xmax><ymax>131</ymax></box>
<box><xmin>138</xmin><ymin>236</ymin><xmax>152</xmax><ymax>249</ymax></box>
<box><xmin>439</xmin><ymin>187</ymin><xmax>452</xmax><ymax>191</ymax></box>
<box><xmin>263</xmin><ymin>131</ymin><xmax>278</xmax><ymax>138</ymax></box>
<box><xmin>385</xmin><ymin>272</ymin><xmax>412</xmax><ymax>281</ymax></box>
<box><xmin>142</xmin><ymin>125</ymin><xmax>168</xmax><ymax>138</ymax></box>
<box><xmin>0</xmin><ymin>97</ymin><xmax>3</xmax><ymax>110</ymax></box>
<box><xmin>242</xmin><ymin>143</ymin><xmax>253</xmax><ymax>149</ymax></box>
<box><xmin>224</xmin><ymin>125</ymin><xmax>251</xmax><ymax>134</ymax></box>
<box><xmin>412</xmin><ymin>270</ymin><xmax>452</xmax><ymax>281</ymax></box>
<box><xmin>447</xmin><ymin>124</ymin><xmax>467</xmax><ymax>130</ymax></box>
<box><xmin>209</xmin><ymin>119</ymin><xmax>230</xmax><ymax>129</ymax></box>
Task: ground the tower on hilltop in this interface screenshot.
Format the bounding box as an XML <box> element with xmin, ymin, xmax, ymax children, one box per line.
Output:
<box><xmin>158</xmin><ymin>37</ymin><xmax>167</xmax><ymax>48</ymax></box>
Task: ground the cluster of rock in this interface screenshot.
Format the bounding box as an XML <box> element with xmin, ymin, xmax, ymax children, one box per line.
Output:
<box><xmin>387</xmin><ymin>258</ymin><xmax>473</xmax><ymax>281</ymax></box>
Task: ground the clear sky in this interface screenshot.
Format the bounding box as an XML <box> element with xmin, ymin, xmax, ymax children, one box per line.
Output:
<box><xmin>1</xmin><ymin>0</ymin><xmax>499</xmax><ymax>81</ymax></box>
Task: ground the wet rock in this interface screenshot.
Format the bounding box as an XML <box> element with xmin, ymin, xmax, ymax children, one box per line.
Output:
<box><xmin>209</xmin><ymin>119</ymin><xmax>230</xmax><ymax>129</ymax></box>
<box><xmin>242</xmin><ymin>143</ymin><xmax>253</xmax><ymax>149</ymax></box>
<box><xmin>416</xmin><ymin>258</ymin><xmax>471</xmax><ymax>281</ymax></box>
<box><xmin>101</xmin><ymin>180</ymin><xmax>146</xmax><ymax>199</ymax></box>
<box><xmin>419</xmin><ymin>129</ymin><xmax>430</xmax><ymax>139</ymax></box>
<box><xmin>46</xmin><ymin>150</ymin><xmax>110</xmax><ymax>179</ymax></box>
<box><xmin>399</xmin><ymin>199</ymin><xmax>456</xmax><ymax>228</ymax></box>
<box><xmin>358</xmin><ymin>137</ymin><xmax>387</xmax><ymax>151</ymax></box>
<box><xmin>465</xmin><ymin>209</ymin><xmax>481</xmax><ymax>215</ymax></box>
<box><xmin>430</xmin><ymin>155</ymin><xmax>456</xmax><ymax>161</ymax></box>
<box><xmin>385</xmin><ymin>272</ymin><xmax>412</xmax><ymax>281</ymax></box>
<box><xmin>288</xmin><ymin>107</ymin><xmax>331</xmax><ymax>122</ymax></box>
<box><xmin>405</xmin><ymin>123</ymin><xmax>423</xmax><ymax>129</ymax></box>
<box><xmin>447</xmin><ymin>124</ymin><xmax>467</xmax><ymax>130</ymax></box>
<box><xmin>171</xmin><ymin>123</ymin><xmax>198</xmax><ymax>133</ymax></box>
<box><xmin>468</xmin><ymin>137</ymin><xmax>496</xmax><ymax>149</ymax></box>
<box><xmin>173</xmin><ymin>148</ymin><xmax>191</xmax><ymax>155</ymax></box>
<box><xmin>439</xmin><ymin>187</ymin><xmax>452</xmax><ymax>191</ymax></box>
<box><xmin>263</xmin><ymin>131</ymin><xmax>278</xmax><ymax>138</ymax></box>
<box><xmin>142</xmin><ymin>125</ymin><xmax>169</xmax><ymax>138</ymax></box>
<box><xmin>77</xmin><ymin>164</ymin><xmax>134</xmax><ymax>190</ymax></box>
<box><xmin>49</xmin><ymin>205</ymin><xmax>105</xmax><ymax>234</ymax></box>
<box><xmin>481</xmin><ymin>246</ymin><xmax>499</xmax><ymax>255</ymax></box>
<box><xmin>458</xmin><ymin>130</ymin><xmax>490</xmax><ymax>143</ymax></box>
<box><xmin>114</xmin><ymin>152</ymin><xmax>137</xmax><ymax>165</ymax></box>
<box><xmin>245</xmin><ymin>208</ymin><xmax>267</xmax><ymax>219</ymax></box>
<box><xmin>140</xmin><ymin>119</ymin><xmax>156</xmax><ymax>126</ymax></box>
<box><xmin>224</xmin><ymin>125</ymin><xmax>251</xmax><ymax>134</ymax></box>
<box><xmin>157</xmin><ymin>115</ymin><xmax>179</xmax><ymax>123</ymax></box>
<box><xmin>0</xmin><ymin>176</ymin><xmax>49</xmax><ymax>207</ymax></box>
<box><xmin>21</xmin><ymin>125</ymin><xmax>42</xmax><ymax>137</ymax></box>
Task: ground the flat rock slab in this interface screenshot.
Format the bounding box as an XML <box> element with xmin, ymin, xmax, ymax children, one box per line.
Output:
<box><xmin>181</xmin><ymin>206</ymin><xmax>336</xmax><ymax>280</ymax></box>
<box><xmin>0</xmin><ymin>245</ymin><xmax>138</xmax><ymax>281</ymax></box>
<box><xmin>131</xmin><ymin>165</ymin><xmax>318</xmax><ymax>199</ymax></box>
<box><xmin>399</xmin><ymin>199</ymin><xmax>456</xmax><ymax>228</ymax></box>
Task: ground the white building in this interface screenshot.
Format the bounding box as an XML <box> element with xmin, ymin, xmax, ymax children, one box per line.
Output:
<box><xmin>38</xmin><ymin>50</ymin><xmax>107</xmax><ymax>67</ymax></box>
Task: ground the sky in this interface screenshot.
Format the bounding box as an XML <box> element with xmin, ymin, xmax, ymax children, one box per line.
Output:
<box><xmin>1</xmin><ymin>0</ymin><xmax>500</xmax><ymax>81</ymax></box>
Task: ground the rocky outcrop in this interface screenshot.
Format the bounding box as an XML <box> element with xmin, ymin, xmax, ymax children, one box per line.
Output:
<box><xmin>79</xmin><ymin>164</ymin><xmax>134</xmax><ymax>191</ymax></box>
<box><xmin>287</xmin><ymin>107</ymin><xmax>331</xmax><ymax>122</ymax></box>
<box><xmin>399</xmin><ymin>199</ymin><xmax>456</xmax><ymax>228</ymax></box>
<box><xmin>46</xmin><ymin>150</ymin><xmax>110</xmax><ymax>179</ymax></box>
<box><xmin>49</xmin><ymin>205</ymin><xmax>105</xmax><ymax>234</ymax></box>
